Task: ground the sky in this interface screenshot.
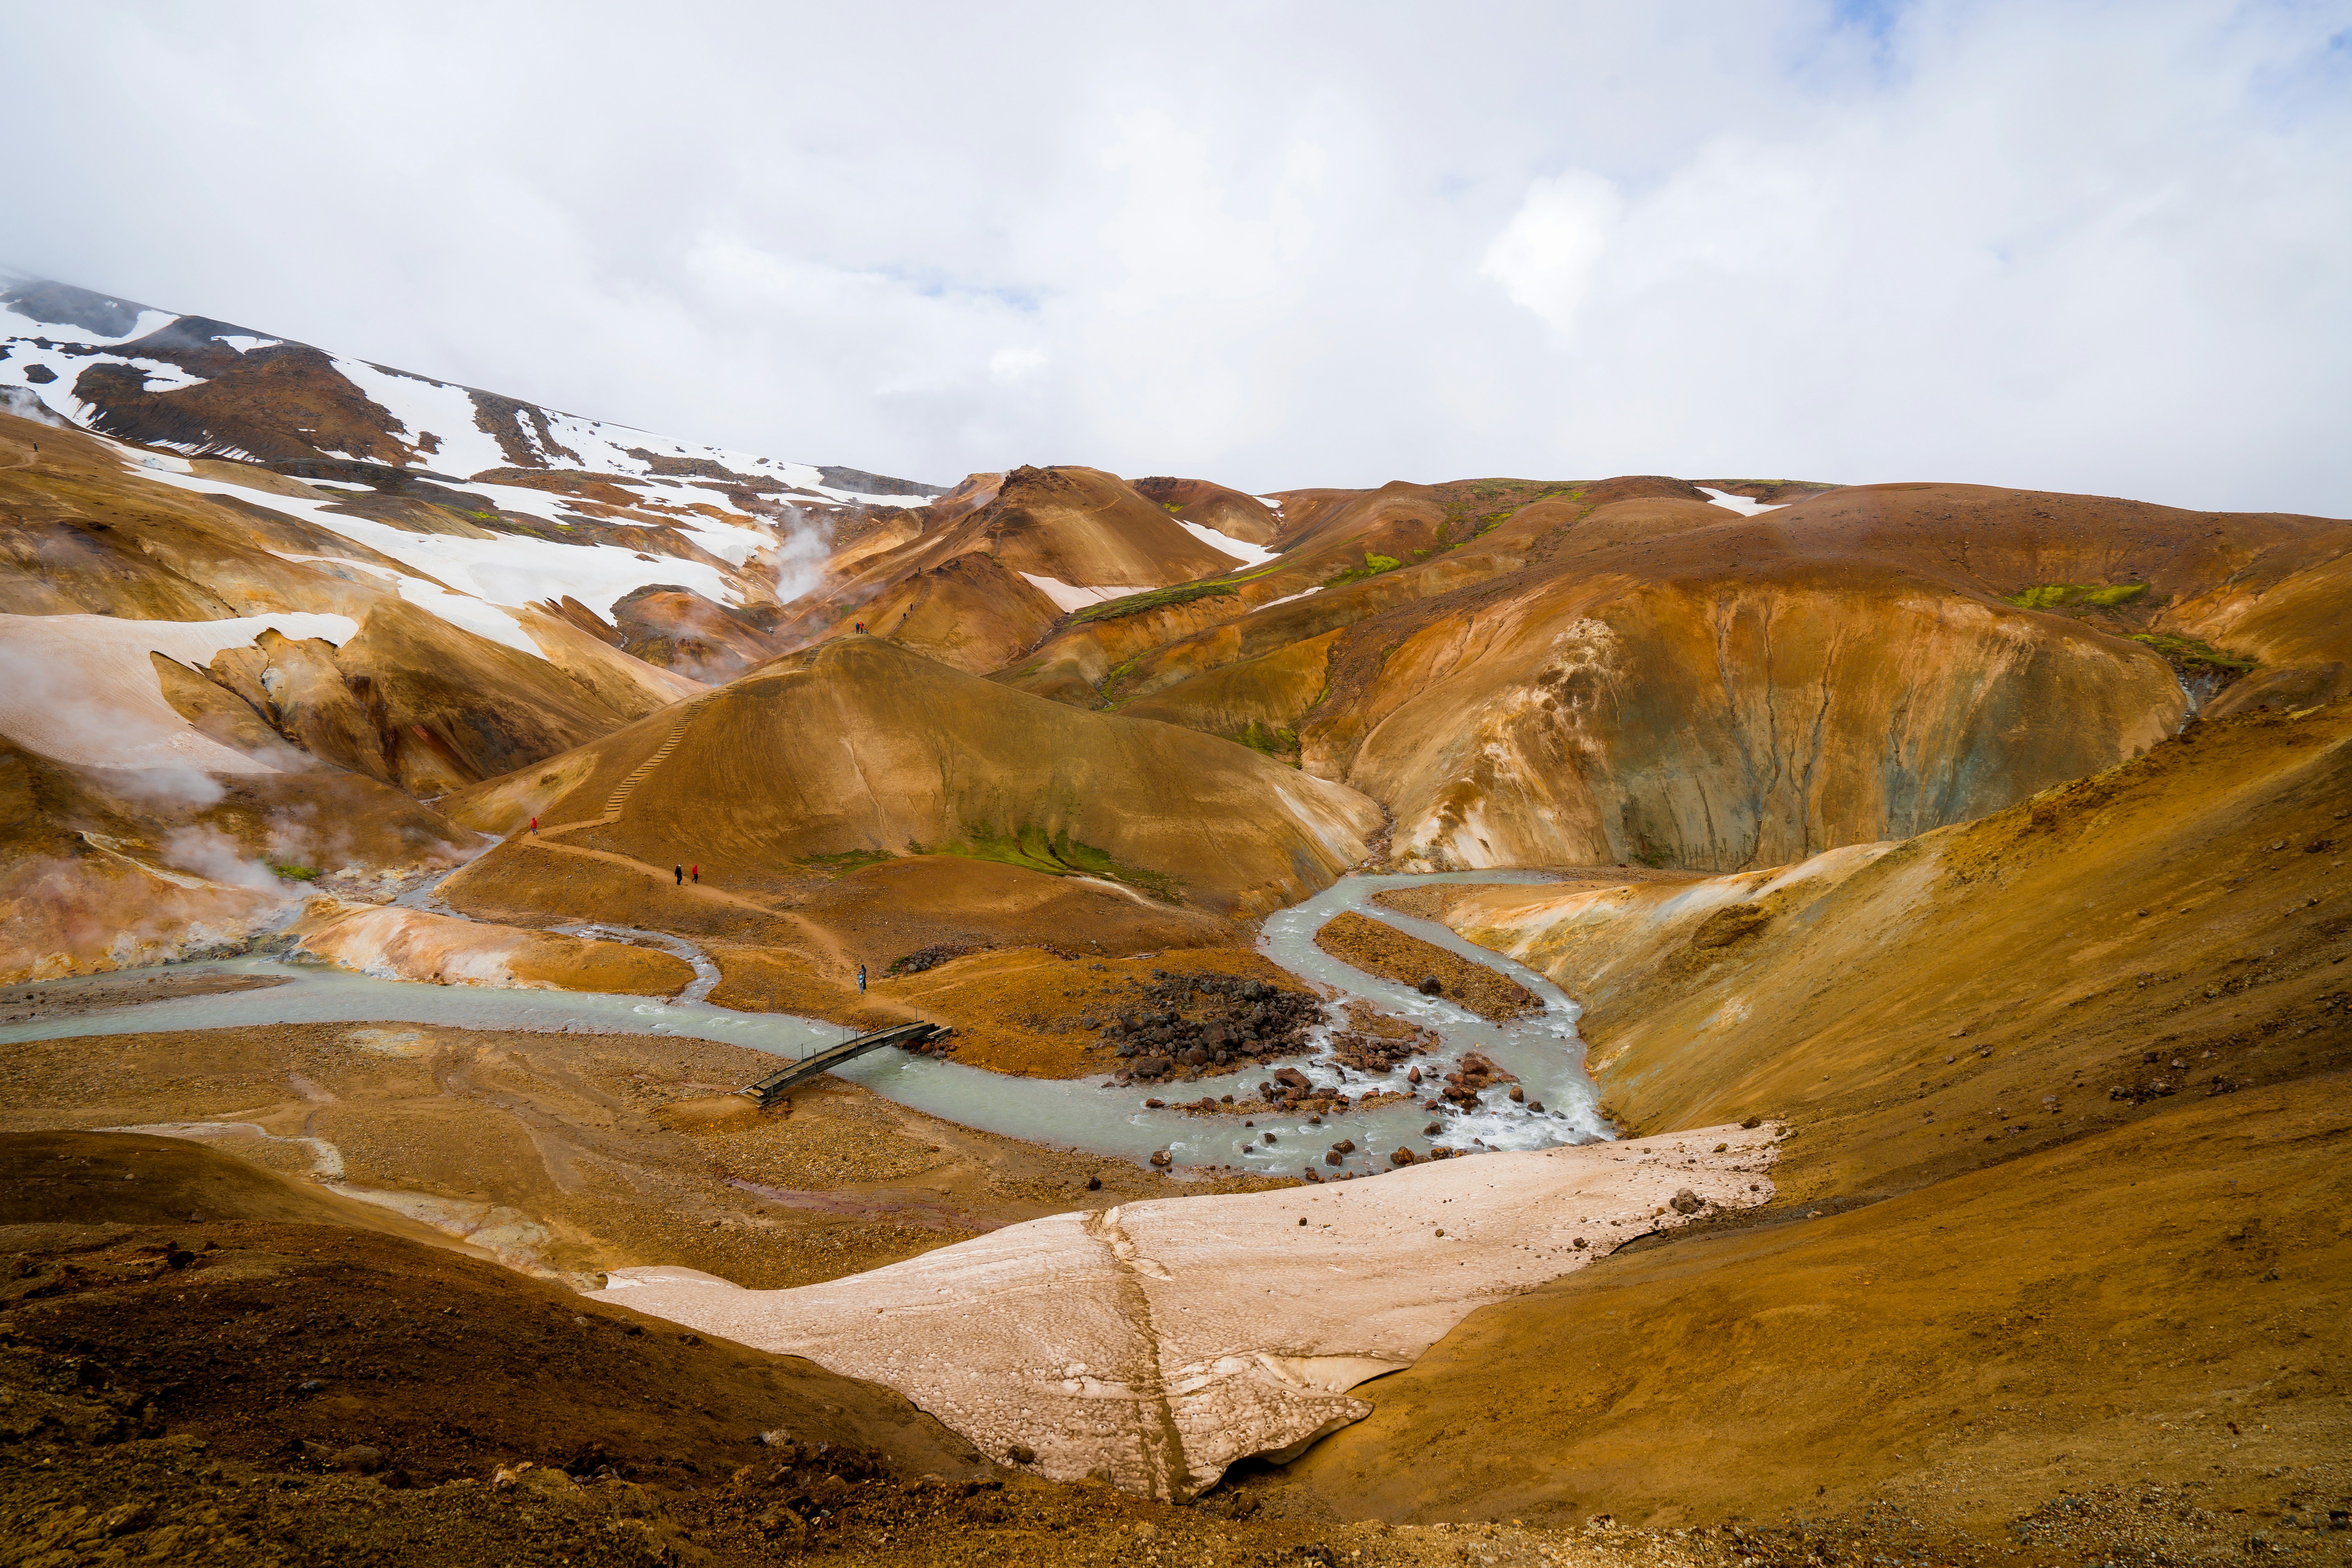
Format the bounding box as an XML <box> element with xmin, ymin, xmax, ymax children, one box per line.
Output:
<box><xmin>3</xmin><ymin>0</ymin><xmax>2348</xmax><ymax>510</ymax></box>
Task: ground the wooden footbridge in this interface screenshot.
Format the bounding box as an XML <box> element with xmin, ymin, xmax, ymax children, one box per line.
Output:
<box><xmin>736</xmin><ymin>1020</ymin><xmax>947</xmax><ymax>1107</ymax></box>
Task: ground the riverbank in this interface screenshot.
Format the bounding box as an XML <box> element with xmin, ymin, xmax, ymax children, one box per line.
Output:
<box><xmin>0</xmin><ymin>967</ymin><xmax>288</xmax><ymax>1026</ymax></box>
<box><xmin>1313</xmin><ymin>909</ymin><xmax>1537</xmax><ymax>1021</ymax></box>
<box><xmin>0</xmin><ymin>1021</ymin><xmax>1295</xmax><ymax>1290</ymax></box>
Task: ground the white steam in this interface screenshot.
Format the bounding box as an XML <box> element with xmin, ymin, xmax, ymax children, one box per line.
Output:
<box><xmin>2</xmin><ymin>386</ymin><xmax>65</xmax><ymax>426</ymax></box>
<box><xmin>770</xmin><ymin>501</ymin><xmax>833</xmax><ymax>605</ymax></box>
<box><xmin>158</xmin><ymin>824</ymin><xmax>301</xmax><ymax>894</ymax></box>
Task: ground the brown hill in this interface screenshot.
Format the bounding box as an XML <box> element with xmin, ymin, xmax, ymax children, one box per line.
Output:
<box><xmin>771</xmin><ymin>466</ymin><xmax>1251</xmax><ymax>673</ymax></box>
<box><xmin>436</xmin><ymin>638</ymin><xmax>1381</xmax><ymax>1000</ymax></box>
<box><xmin>1</xmin><ymin>1134</ymin><xmax>988</xmax><ymax>1490</ymax></box>
<box><xmin>0</xmin><ymin>733</ymin><xmax>476</xmax><ymax>983</ymax></box>
<box><xmin>1002</xmin><ymin>478</ymin><xmax>2349</xmax><ymax>873</ymax></box>
<box><xmin>1131</xmin><ymin>474</ymin><xmax>1283</xmax><ymax>545</ymax></box>
<box><xmin>1276</xmin><ymin>697</ymin><xmax>2352</xmax><ymax>1527</ymax></box>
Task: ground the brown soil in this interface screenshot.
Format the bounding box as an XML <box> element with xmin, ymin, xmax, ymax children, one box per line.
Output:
<box><xmin>439</xmin><ymin>638</ymin><xmax>1381</xmax><ymax>943</ymax></box>
<box><xmin>881</xmin><ymin>946</ymin><xmax>1316</xmax><ymax>1080</ymax></box>
<box><xmin>0</xmin><ymin>1022</ymin><xmax>1285</xmax><ymax>1292</ymax></box>
<box><xmin>1313</xmin><ymin>910</ymin><xmax>1537</xmax><ymax>1020</ymax></box>
<box><xmin>0</xmin><ymin>1204</ymin><xmax>984</xmax><ymax>1490</ymax></box>
<box><xmin>0</xmin><ymin>970</ymin><xmax>287</xmax><ymax>1026</ymax></box>
<box><xmin>1278</xmin><ymin>1072</ymin><xmax>2352</xmax><ymax>1535</ymax></box>
<box><xmin>1370</xmin><ymin>866</ymin><xmax>1704</xmax><ymax>923</ymax></box>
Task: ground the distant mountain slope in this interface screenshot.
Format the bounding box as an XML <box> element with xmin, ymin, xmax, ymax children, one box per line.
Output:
<box><xmin>0</xmin><ymin>273</ymin><xmax>942</xmax><ymax>507</ymax></box>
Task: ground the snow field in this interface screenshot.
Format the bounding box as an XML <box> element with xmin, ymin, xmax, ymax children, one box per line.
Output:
<box><xmin>1178</xmin><ymin>519</ymin><xmax>1277</xmax><ymax>567</ymax></box>
<box><xmin>1697</xmin><ymin>486</ymin><xmax>1786</xmax><ymax>517</ymax></box>
<box><xmin>0</xmin><ymin>611</ymin><xmax>358</xmax><ymax>772</ymax></box>
<box><xmin>1018</xmin><ymin>572</ymin><xmax>1131</xmax><ymax>613</ymax></box>
<box><xmin>125</xmin><ymin>457</ymin><xmax>741</xmax><ymax>625</ymax></box>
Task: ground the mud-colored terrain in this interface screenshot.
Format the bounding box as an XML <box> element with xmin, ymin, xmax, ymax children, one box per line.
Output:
<box><xmin>1270</xmin><ymin>699</ymin><xmax>2352</xmax><ymax>1533</ymax></box>
<box><xmin>1312</xmin><ymin>908</ymin><xmax>1538</xmax><ymax>1020</ymax></box>
<box><xmin>0</xmin><ymin>1024</ymin><xmax>1290</xmax><ymax>1290</ymax></box>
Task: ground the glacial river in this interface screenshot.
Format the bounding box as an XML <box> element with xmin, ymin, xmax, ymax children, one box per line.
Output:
<box><xmin>0</xmin><ymin>870</ymin><xmax>1606</xmax><ymax>1174</ymax></box>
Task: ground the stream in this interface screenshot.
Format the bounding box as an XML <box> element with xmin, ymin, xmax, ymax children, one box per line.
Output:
<box><xmin>0</xmin><ymin>871</ymin><xmax>1604</xmax><ymax>1174</ymax></box>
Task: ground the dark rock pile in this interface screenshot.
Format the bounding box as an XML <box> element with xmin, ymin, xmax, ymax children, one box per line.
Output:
<box><xmin>1433</xmin><ymin>1051</ymin><xmax>1518</xmax><ymax>1109</ymax></box>
<box><xmin>1103</xmin><ymin>972</ymin><xmax>1323</xmax><ymax>1085</ymax></box>
<box><xmin>887</xmin><ymin>943</ymin><xmax>981</xmax><ymax>976</ymax></box>
<box><xmin>1325</xmin><ymin>1013</ymin><xmax>1438</xmax><ymax>1074</ymax></box>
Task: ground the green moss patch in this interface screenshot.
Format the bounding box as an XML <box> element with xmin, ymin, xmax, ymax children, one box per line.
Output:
<box><xmin>1236</xmin><ymin>720</ymin><xmax>1301</xmax><ymax>766</ymax></box>
<box><xmin>918</xmin><ymin>825</ymin><xmax>1183</xmax><ymax>902</ymax></box>
<box><xmin>1065</xmin><ymin>580</ymin><xmax>1241</xmax><ymax>625</ymax></box>
<box><xmin>2005</xmin><ymin>582</ymin><xmax>2150</xmax><ymax>610</ymax></box>
<box><xmin>2126</xmin><ymin>633</ymin><xmax>2259</xmax><ymax>676</ymax></box>
<box><xmin>1323</xmin><ymin>552</ymin><xmax>1402</xmax><ymax>587</ymax></box>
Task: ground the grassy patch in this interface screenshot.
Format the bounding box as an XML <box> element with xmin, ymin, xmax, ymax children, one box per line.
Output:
<box><xmin>2127</xmin><ymin>633</ymin><xmax>2259</xmax><ymax>676</ymax></box>
<box><xmin>2005</xmin><ymin>582</ymin><xmax>2151</xmax><ymax>610</ymax></box>
<box><xmin>1323</xmin><ymin>552</ymin><xmax>1401</xmax><ymax>587</ymax></box>
<box><xmin>1236</xmin><ymin>720</ymin><xmax>1301</xmax><ymax>766</ymax></box>
<box><xmin>1066</xmin><ymin>580</ymin><xmax>1240</xmax><ymax>625</ymax></box>
<box><xmin>796</xmin><ymin>848</ymin><xmax>894</xmax><ymax>878</ymax></box>
<box><xmin>921</xmin><ymin>825</ymin><xmax>1184</xmax><ymax>902</ymax></box>
<box><xmin>270</xmin><ymin>864</ymin><xmax>318</xmax><ymax>882</ymax></box>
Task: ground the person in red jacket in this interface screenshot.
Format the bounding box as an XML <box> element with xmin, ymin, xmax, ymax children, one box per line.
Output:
<box><xmin>690</xmin><ymin>864</ymin><xmax>699</xmax><ymax>884</ymax></box>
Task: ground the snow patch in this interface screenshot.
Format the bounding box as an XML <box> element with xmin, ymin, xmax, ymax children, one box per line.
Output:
<box><xmin>1697</xmin><ymin>486</ymin><xmax>1784</xmax><ymax>517</ymax></box>
<box><xmin>1018</xmin><ymin>573</ymin><xmax>1129</xmax><ymax>613</ymax></box>
<box><xmin>0</xmin><ymin>611</ymin><xmax>359</xmax><ymax>774</ymax></box>
<box><xmin>329</xmin><ymin>358</ymin><xmax>510</xmax><ymax>478</ymax></box>
<box><xmin>124</xmin><ymin>459</ymin><xmax>737</xmax><ymax>624</ymax></box>
<box><xmin>1178</xmin><ymin>521</ymin><xmax>1276</xmax><ymax>568</ymax></box>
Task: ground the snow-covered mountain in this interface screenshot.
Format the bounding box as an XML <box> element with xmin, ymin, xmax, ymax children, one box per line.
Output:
<box><xmin>0</xmin><ymin>273</ymin><xmax>940</xmax><ymax>512</ymax></box>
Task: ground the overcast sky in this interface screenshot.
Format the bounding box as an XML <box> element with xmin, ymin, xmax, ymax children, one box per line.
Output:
<box><xmin>4</xmin><ymin>1</ymin><xmax>2348</xmax><ymax>509</ymax></box>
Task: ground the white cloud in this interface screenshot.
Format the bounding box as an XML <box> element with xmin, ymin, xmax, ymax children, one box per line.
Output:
<box><xmin>0</xmin><ymin>0</ymin><xmax>2345</xmax><ymax>511</ymax></box>
<box><xmin>1479</xmin><ymin>170</ymin><xmax>1624</xmax><ymax>335</ymax></box>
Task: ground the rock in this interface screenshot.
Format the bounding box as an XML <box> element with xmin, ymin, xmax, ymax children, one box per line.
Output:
<box><xmin>1142</xmin><ymin>1098</ymin><xmax>1165</xmax><ymax>1109</ymax></box>
<box><xmin>1508</xmin><ymin>1085</ymin><xmax>1525</xmax><ymax>1103</ymax></box>
<box><xmin>1390</xmin><ymin>1147</ymin><xmax>1417</xmax><ymax>1166</ymax></box>
<box><xmin>334</xmin><ymin>1445</ymin><xmax>384</xmax><ymax>1475</ymax></box>
<box><xmin>1324</xmin><ymin>1151</ymin><xmax>1343</xmax><ymax>1166</ymax></box>
<box><xmin>1085</xmin><ymin>1175</ymin><xmax>1102</xmax><ymax>1191</ymax></box>
<box><xmin>1740</xmin><ymin>1116</ymin><xmax>1761</xmax><ymax>1129</ymax></box>
<box><xmin>1572</xmin><ymin>1237</ymin><xmax>1587</xmax><ymax>1250</ymax></box>
<box><xmin>1261</xmin><ymin>1132</ymin><xmax>1277</xmax><ymax>1145</ymax></box>
<box><xmin>1417</xmin><ymin>976</ymin><xmax>1443</xmax><ymax>996</ymax></box>
<box><xmin>1423</xmin><ymin>1122</ymin><xmax>1441</xmax><ymax>1136</ymax></box>
<box><xmin>1713</xmin><ymin>1142</ymin><xmax>1728</xmax><ymax>1153</ymax></box>
<box><xmin>1670</xmin><ymin>1188</ymin><xmax>1703</xmax><ymax>1215</ymax></box>
<box><xmin>1007</xmin><ymin>1444</ymin><xmax>1036</xmax><ymax>1465</ymax></box>
<box><xmin>757</xmin><ymin>1507</ymin><xmax>808</xmax><ymax>1542</ymax></box>
<box><xmin>1149</xmin><ymin>1149</ymin><xmax>1172</xmax><ymax>1168</ymax></box>
<box><xmin>1331</xmin><ymin>1139</ymin><xmax>1356</xmax><ymax>1154</ymax></box>
<box><xmin>295</xmin><ymin>1379</ymin><xmax>327</xmax><ymax>1394</ymax></box>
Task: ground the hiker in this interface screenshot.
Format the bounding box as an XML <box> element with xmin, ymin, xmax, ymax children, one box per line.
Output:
<box><xmin>855</xmin><ymin>620</ymin><xmax>866</xmax><ymax>634</ymax></box>
<box><xmin>674</xmin><ymin>865</ymin><xmax>683</xmax><ymax>886</ymax></box>
<box><xmin>528</xmin><ymin>815</ymin><xmax>537</xmax><ymax>834</ymax></box>
<box><xmin>857</xmin><ymin>962</ymin><xmax>867</xmax><ymax>995</ymax></box>
<box><xmin>690</xmin><ymin>864</ymin><xmax>699</xmax><ymax>884</ymax></box>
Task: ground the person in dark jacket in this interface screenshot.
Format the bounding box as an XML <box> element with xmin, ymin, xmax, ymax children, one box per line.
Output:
<box><xmin>674</xmin><ymin>865</ymin><xmax>683</xmax><ymax>885</ymax></box>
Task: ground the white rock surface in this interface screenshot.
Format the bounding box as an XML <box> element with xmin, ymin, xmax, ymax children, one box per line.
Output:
<box><xmin>595</xmin><ymin>1123</ymin><xmax>1778</xmax><ymax>1497</ymax></box>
